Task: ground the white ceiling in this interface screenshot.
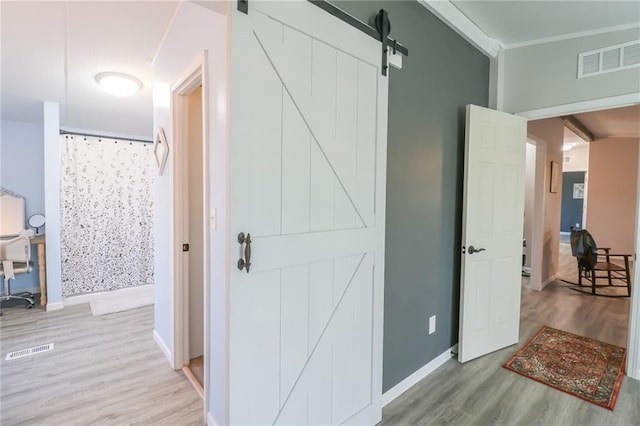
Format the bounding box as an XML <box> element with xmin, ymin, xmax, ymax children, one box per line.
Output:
<box><xmin>1</xmin><ymin>1</ymin><xmax>639</xmax><ymax>138</ymax></box>
<box><xmin>451</xmin><ymin>0</ymin><xmax>640</xmax><ymax>47</ymax></box>
<box><xmin>1</xmin><ymin>1</ymin><xmax>177</xmax><ymax>138</ymax></box>
<box><xmin>563</xmin><ymin>127</ymin><xmax>586</xmax><ymax>146</ymax></box>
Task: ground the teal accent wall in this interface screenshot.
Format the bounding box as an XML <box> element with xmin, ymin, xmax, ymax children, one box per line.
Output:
<box><xmin>334</xmin><ymin>1</ymin><xmax>490</xmax><ymax>392</ymax></box>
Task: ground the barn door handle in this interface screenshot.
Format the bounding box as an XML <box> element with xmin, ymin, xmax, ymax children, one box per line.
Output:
<box><xmin>467</xmin><ymin>245</ymin><xmax>486</xmax><ymax>255</ymax></box>
<box><xmin>237</xmin><ymin>232</ymin><xmax>252</xmax><ymax>273</ymax></box>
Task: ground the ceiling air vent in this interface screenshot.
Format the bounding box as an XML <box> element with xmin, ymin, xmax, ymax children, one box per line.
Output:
<box><xmin>578</xmin><ymin>40</ymin><xmax>640</xmax><ymax>78</ymax></box>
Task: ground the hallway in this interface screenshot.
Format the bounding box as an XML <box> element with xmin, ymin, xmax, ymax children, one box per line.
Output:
<box><xmin>381</xmin><ymin>245</ymin><xmax>636</xmax><ymax>425</ymax></box>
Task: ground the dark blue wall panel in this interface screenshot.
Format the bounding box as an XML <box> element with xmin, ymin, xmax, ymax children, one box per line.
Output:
<box><xmin>561</xmin><ymin>171</ymin><xmax>585</xmax><ymax>232</ymax></box>
<box><xmin>334</xmin><ymin>1</ymin><xmax>490</xmax><ymax>392</ymax></box>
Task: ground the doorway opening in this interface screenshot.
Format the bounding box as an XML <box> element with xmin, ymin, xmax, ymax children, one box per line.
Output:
<box><xmin>183</xmin><ymin>85</ymin><xmax>205</xmax><ymax>394</ymax></box>
<box><xmin>171</xmin><ymin>60</ymin><xmax>208</xmax><ymax>400</ymax></box>
<box><xmin>520</xmin><ymin>102</ymin><xmax>639</xmax><ymax>379</ymax></box>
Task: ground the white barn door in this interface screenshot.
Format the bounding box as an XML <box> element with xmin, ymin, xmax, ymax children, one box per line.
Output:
<box><xmin>458</xmin><ymin>105</ymin><xmax>527</xmax><ymax>363</ymax></box>
<box><xmin>229</xmin><ymin>2</ymin><xmax>388</xmax><ymax>424</ymax></box>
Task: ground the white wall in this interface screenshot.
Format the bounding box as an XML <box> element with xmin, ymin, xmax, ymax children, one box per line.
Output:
<box><xmin>152</xmin><ymin>2</ymin><xmax>229</xmax><ymax>423</ymax></box>
<box><xmin>562</xmin><ymin>145</ymin><xmax>589</xmax><ymax>172</ymax></box>
<box><xmin>43</xmin><ymin>101</ymin><xmax>63</xmax><ymax>308</ymax></box>
<box><xmin>523</xmin><ymin>142</ymin><xmax>536</xmax><ymax>268</ymax></box>
<box><xmin>528</xmin><ymin>118</ymin><xmax>565</xmax><ymax>287</ymax></box>
<box><xmin>504</xmin><ymin>27</ymin><xmax>640</xmax><ymax>114</ymax></box>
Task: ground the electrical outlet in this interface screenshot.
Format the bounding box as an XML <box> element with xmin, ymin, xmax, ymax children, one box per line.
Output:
<box><xmin>429</xmin><ymin>315</ymin><xmax>436</xmax><ymax>335</ymax></box>
<box><xmin>575</xmin><ymin>222</ymin><xmax>580</xmax><ymax>228</ymax></box>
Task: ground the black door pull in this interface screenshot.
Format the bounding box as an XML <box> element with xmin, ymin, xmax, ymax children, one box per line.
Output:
<box><xmin>237</xmin><ymin>232</ymin><xmax>252</xmax><ymax>273</ymax></box>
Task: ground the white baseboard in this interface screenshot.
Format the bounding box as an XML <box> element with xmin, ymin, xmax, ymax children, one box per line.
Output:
<box><xmin>46</xmin><ymin>301</ymin><xmax>64</xmax><ymax>311</ymax></box>
<box><xmin>153</xmin><ymin>329</ymin><xmax>174</xmax><ymax>367</ymax></box>
<box><xmin>382</xmin><ymin>345</ymin><xmax>455</xmax><ymax>406</ymax></box>
<box><xmin>64</xmin><ymin>292</ymin><xmax>100</xmax><ymax>306</ymax></box>
<box><xmin>206</xmin><ymin>411</ymin><xmax>218</xmax><ymax>426</ymax></box>
<box><xmin>541</xmin><ymin>273</ymin><xmax>559</xmax><ymax>289</ymax></box>
<box><xmin>65</xmin><ymin>284</ymin><xmax>153</xmax><ymax>306</ymax></box>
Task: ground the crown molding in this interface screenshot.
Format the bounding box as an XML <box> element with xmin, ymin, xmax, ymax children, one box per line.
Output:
<box><xmin>417</xmin><ymin>0</ymin><xmax>502</xmax><ymax>58</ymax></box>
<box><xmin>516</xmin><ymin>93</ymin><xmax>640</xmax><ymax>120</ymax></box>
<box><xmin>152</xmin><ymin>1</ymin><xmax>183</xmax><ymax>65</ymax></box>
<box><xmin>504</xmin><ymin>23</ymin><xmax>640</xmax><ymax>50</ymax></box>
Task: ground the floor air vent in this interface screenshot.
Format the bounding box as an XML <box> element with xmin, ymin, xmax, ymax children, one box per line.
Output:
<box><xmin>5</xmin><ymin>343</ymin><xmax>54</xmax><ymax>360</ymax></box>
<box><xmin>578</xmin><ymin>40</ymin><xmax>640</xmax><ymax>78</ymax></box>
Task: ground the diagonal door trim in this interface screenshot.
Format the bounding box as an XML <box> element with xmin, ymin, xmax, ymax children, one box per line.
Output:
<box><xmin>253</xmin><ymin>30</ymin><xmax>369</xmax><ymax>228</ymax></box>
<box><xmin>274</xmin><ymin>252</ymin><xmax>368</xmax><ymax>424</ymax></box>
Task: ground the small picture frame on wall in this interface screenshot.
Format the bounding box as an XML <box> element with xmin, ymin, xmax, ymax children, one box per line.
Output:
<box><xmin>573</xmin><ymin>183</ymin><xmax>585</xmax><ymax>199</ymax></box>
<box><xmin>153</xmin><ymin>127</ymin><xmax>169</xmax><ymax>176</ymax></box>
<box><xmin>550</xmin><ymin>161</ymin><xmax>559</xmax><ymax>193</ymax></box>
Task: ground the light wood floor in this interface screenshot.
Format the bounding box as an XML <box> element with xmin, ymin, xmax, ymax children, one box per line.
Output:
<box><xmin>382</xmin><ymin>245</ymin><xmax>639</xmax><ymax>425</ymax></box>
<box><xmin>0</xmin><ymin>304</ymin><xmax>203</xmax><ymax>425</ymax></box>
<box><xmin>1</xmin><ymin>246</ymin><xmax>638</xmax><ymax>425</ymax></box>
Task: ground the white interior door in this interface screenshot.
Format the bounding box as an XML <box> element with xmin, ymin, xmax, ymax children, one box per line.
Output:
<box><xmin>458</xmin><ymin>104</ymin><xmax>527</xmax><ymax>363</ymax></box>
<box><xmin>229</xmin><ymin>2</ymin><xmax>388</xmax><ymax>424</ymax></box>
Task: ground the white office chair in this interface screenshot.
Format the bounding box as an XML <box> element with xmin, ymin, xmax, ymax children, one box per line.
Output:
<box><xmin>0</xmin><ymin>191</ymin><xmax>35</xmax><ymax>314</ymax></box>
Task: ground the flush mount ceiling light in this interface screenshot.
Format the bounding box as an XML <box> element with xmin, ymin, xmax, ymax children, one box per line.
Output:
<box><xmin>95</xmin><ymin>72</ymin><xmax>142</xmax><ymax>97</ymax></box>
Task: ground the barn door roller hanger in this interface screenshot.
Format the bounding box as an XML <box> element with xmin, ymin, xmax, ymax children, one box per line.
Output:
<box><xmin>237</xmin><ymin>0</ymin><xmax>409</xmax><ymax>76</ymax></box>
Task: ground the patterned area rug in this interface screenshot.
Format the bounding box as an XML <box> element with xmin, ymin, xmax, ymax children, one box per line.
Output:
<box><xmin>504</xmin><ymin>326</ymin><xmax>625</xmax><ymax>410</ymax></box>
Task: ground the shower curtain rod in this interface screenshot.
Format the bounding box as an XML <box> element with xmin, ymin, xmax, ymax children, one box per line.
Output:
<box><xmin>59</xmin><ymin>129</ymin><xmax>152</xmax><ymax>144</ymax></box>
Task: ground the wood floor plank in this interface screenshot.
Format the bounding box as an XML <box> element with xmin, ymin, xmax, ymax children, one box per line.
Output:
<box><xmin>1</xmin><ymin>304</ymin><xmax>203</xmax><ymax>425</ymax></box>
<box><xmin>381</xmin><ymin>244</ymin><xmax>639</xmax><ymax>425</ymax></box>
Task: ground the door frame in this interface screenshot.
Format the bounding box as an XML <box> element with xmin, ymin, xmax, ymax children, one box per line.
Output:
<box><xmin>523</xmin><ymin>138</ymin><xmax>547</xmax><ymax>291</ymax></box>
<box><xmin>170</xmin><ymin>53</ymin><xmax>210</xmax><ymax>404</ymax></box>
<box><xmin>631</xmin><ymin>151</ymin><xmax>640</xmax><ymax>379</ymax></box>
<box><xmin>517</xmin><ymin>95</ymin><xmax>640</xmax><ymax>380</ymax></box>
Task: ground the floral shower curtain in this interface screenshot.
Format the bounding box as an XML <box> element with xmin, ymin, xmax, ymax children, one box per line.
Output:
<box><xmin>60</xmin><ymin>134</ymin><xmax>154</xmax><ymax>296</ymax></box>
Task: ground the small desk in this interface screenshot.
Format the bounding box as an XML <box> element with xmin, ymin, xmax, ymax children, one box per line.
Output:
<box><xmin>31</xmin><ymin>234</ymin><xmax>46</xmax><ymax>308</ymax></box>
